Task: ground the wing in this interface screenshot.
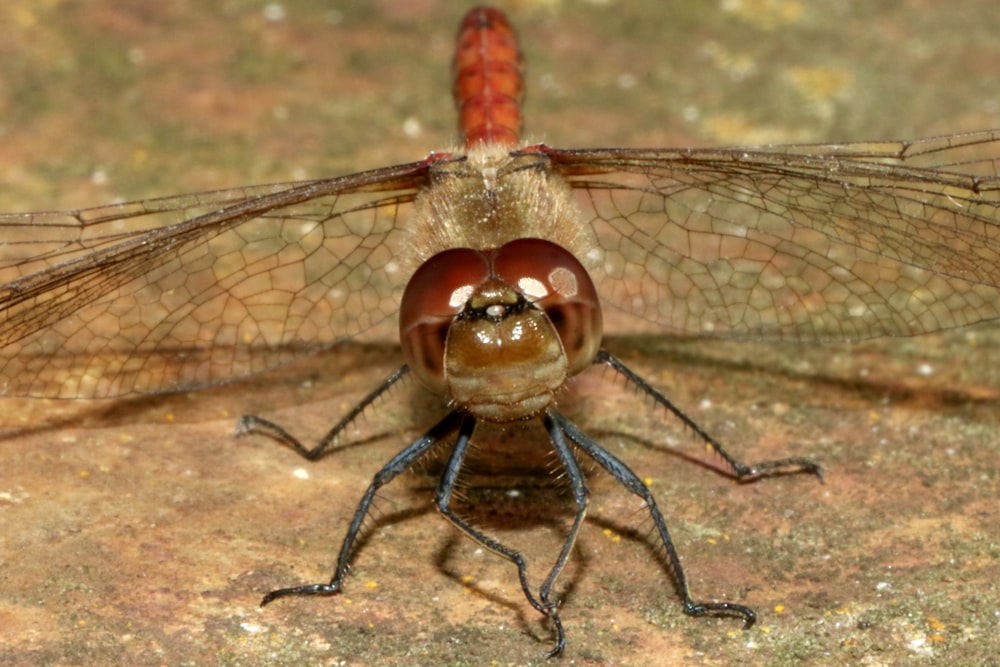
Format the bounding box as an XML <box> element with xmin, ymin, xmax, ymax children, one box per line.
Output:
<box><xmin>544</xmin><ymin>130</ymin><xmax>1000</xmax><ymax>340</ymax></box>
<box><xmin>5</xmin><ymin>131</ymin><xmax>999</xmax><ymax>399</ymax></box>
<box><xmin>0</xmin><ymin>161</ymin><xmax>431</xmax><ymax>398</ymax></box>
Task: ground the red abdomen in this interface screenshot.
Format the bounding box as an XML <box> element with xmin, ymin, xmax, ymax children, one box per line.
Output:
<box><xmin>452</xmin><ymin>6</ymin><xmax>525</xmax><ymax>148</ymax></box>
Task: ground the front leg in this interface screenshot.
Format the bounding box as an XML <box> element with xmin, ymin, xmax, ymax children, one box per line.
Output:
<box><xmin>236</xmin><ymin>365</ymin><xmax>411</xmax><ymax>461</ymax></box>
<box><xmin>260</xmin><ymin>409</ymin><xmax>463</xmax><ymax>605</ymax></box>
<box><xmin>434</xmin><ymin>412</ymin><xmax>567</xmax><ymax>657</ymax></box>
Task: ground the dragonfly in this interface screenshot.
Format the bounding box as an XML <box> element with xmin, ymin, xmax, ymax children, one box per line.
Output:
<box><xmin>2</xmin><ymin>4</ymin><xmax>999</xmax><ymax>658</ymax></box>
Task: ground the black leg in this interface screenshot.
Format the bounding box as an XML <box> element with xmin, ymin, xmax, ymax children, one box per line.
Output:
<box><xmin>531</xmin><ymin>409</ymin><xmax>592</xmax><ymax>657</ymax></box>
<box><xmin>551</xmin><ymin>410</ymin><xmax>758</xmax><ymax>628</ymax></box>
<box><xmin>235</xmin><ymin>364</ymin><xmax>411</xmax><ymax>461</ymax></box>
<box><xmin>260</xmin><ymin>409</ymin><xmax>463</xmax><ymax>605</ymax></box>
<box><xmin>596</xmin><ymin>350</ymin><xmax>823</xmax><ymax>482</ymax></box>
<box><xmin>434</xmin><ymin>412</ymin><xmax>567</xmax><ymax>657</ymax></box>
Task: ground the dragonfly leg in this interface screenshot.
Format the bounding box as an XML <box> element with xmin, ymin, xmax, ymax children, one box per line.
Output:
<box><xmin>596</xmin><ymin>350</ymin><xmax>823</xmax><ymax>482</ymax></box>
<box><xmin>435</xmin><ymin>412</ymin><xmax>567</xmax><ymax>657</ymax></box>
<box><xmin>260</xmin><ymin>409</ymin><xmax>462</xmax><ymax>605</ymax></box>
<box><xmin>554</xmin><ymin>411</ymin><xmax>758</xmax><ymax>628</ymax></box>
<box><xmin>530</xmin><ymin>409</ymin><xmax>593</xmax><ymax>657</ymax></box>
<box><xmin>235</xmin><ymin>365</ymin><xmax>411</xmax><ymax>460</ymax></box>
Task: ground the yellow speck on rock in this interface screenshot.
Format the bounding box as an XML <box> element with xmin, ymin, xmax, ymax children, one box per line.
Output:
<box><xmin>786</xmin><ymin>66</ymin><xmax>853</xmax><ymax>103</ymax></box>
<box><xmin>927</xmin><ymin>616</ymin><xmax>946</xmax><ymax>631</ymax></box>
<box><xmin>721</xmin><ymin>0</ymin><xmax>804</xmax><ymax>30</ymax></box>
<box><xmin>12</xmin><ymin>6</ymin><xmax>38</xmax><ymax>28</ymax></box>
<box><xmin>703</xmin><ymin>113</ymin><xmax>814</xmax><ymax>146</ymax></box>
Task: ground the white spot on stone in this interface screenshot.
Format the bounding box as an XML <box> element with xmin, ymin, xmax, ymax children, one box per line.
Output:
<box><xmin>617</xmin><ymin>73</ymin><xmax>637</xmax><ymax>89</ymax></box>
<box><xmin>402</xmin><ymin>117</ymin><xmax>422</xmax><ymax>138</ymax></box>
<box><xmin>262</xmin><ymin>3</ymin><xmax>285</xmax><ymax>22</ymax></box>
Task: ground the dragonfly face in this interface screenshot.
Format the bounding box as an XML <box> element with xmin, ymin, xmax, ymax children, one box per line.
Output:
<box><xmin>400</xmin><ymin>236</ymin><xmax>602</xmax><ymax>421</ymax></box>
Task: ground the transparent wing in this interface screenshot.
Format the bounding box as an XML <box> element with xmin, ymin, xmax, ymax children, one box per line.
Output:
<box><xmin>545</xmin><ymin>130</ymin><xmax>1000</xmax><ymax>340</ymax></box>
<box><xmin>0</xmin><ymin>162</ymin><xmax>431</xmax><ymax>398</ymax></box>
<box><xmin>5</xmin><ymin>131</ymin><xmax>1000</xmax><ymax>399</ymax></box>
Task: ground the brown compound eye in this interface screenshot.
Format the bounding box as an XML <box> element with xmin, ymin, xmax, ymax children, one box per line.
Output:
<box><xmin>399</xmin><ymin>247</ymin><xmax>490</xmax><ymax>393</ymax></box>
<box><xmin>492</xmin><ymin>238</ymin><xmax>603</xmax><ymax>375</ymax></box>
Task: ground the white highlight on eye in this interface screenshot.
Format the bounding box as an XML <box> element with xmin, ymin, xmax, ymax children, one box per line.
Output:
<box><xmin>517</xmin><ymin>276</ymin><xmax>547</xmax><ymax>299</ymax></box>
<box><xmin>449</xmin><ymin>284</ymin><xmax>475</xmax><ymax>308</ymax></box>
<box><xmin>548</xmin><ymin>267</ymin><xmax>578</xmax><ymax>297</ymax></box>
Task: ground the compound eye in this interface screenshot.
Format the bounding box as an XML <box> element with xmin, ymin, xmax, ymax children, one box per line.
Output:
<box><xmin>492</xmin><ymin>239</ymin><xmax>603</xmax><ymax>374</ymax></box>
<box><xmin>399</xmin><ymin>248</ymin><xmax>490</xmax><ymax>392</ymax></box>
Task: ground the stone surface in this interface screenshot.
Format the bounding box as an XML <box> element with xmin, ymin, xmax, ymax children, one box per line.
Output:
<box><xmin>2</xmin><ymin>2</ymin><xmax>999</xmax><ymax>665</ymax></box>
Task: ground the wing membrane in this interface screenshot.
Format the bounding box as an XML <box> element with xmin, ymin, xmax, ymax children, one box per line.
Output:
<box><xmin>0</xmin><ymin>163</ymin><xmax>429</xmax><ymax>397</ymax></box>
<box><xmin>546</xmin><ymin>130</ymin><xmax>1000</xmax><ymax>340</ymax></box>
<box><xmin>3</xmin><ymin>131</ymin><xmax>1000</xmax><ymax>398</ymax></box>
